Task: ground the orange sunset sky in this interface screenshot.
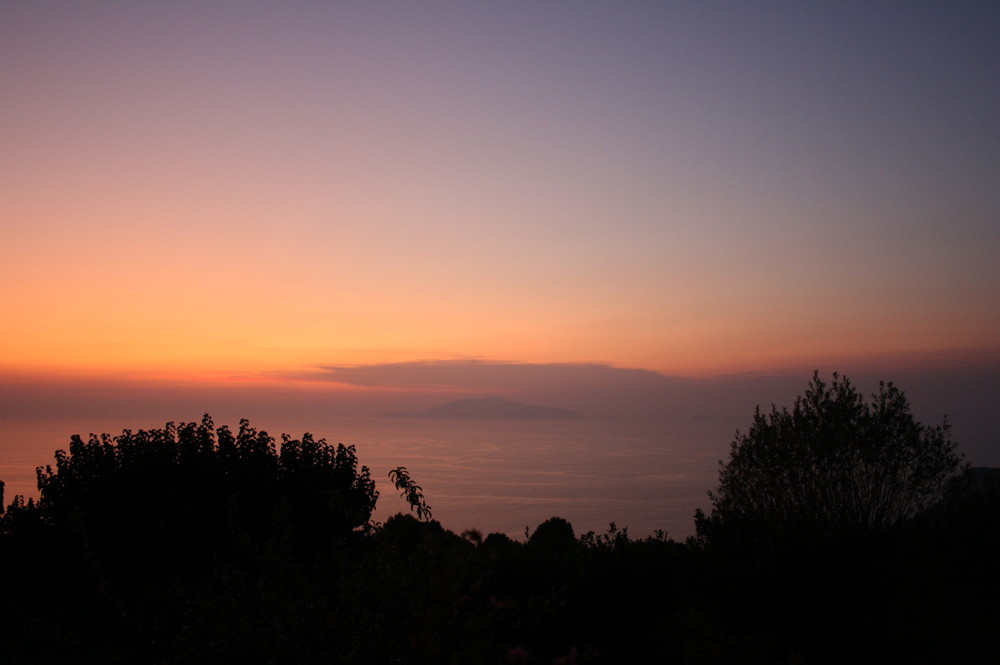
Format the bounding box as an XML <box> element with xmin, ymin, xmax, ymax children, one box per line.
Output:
<box><xmin>2</xmin><ymin>3</ymin><xmax>998</xmax><ymax>418</ymax></box>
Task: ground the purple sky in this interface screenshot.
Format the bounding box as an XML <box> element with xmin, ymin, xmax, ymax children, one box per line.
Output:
<box><xmin>1</xmin><ymin>3</ymin><xmax>998</xmax><ymax>477</ymax></box>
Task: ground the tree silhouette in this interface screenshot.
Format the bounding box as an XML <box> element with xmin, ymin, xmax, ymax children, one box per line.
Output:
<box><xmin>0</xmin><ymin>415</ymin><xmax>383</xmax><ymax>662</ymax></box>
<box><xmin>696</xmin><ymin>371</ymin><xmax>964</xmax><ymax>548</ymax></box>
<box><xmin>1</xmin><ymin>407</ymin><xmax>991</xmax><ymax>664</ymax></box>
<box><xmin>31</xmin><ymin>415</ymin><xmax>378</xmax><ymax>578</ymax></box>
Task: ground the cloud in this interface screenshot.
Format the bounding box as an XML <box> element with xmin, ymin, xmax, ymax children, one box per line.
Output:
<box><xmin>3</xmin><ymin>360</ymin><xmax>997</xmax><ymax>466</ymax></box>
<box><xmin>286</xmin><ymin>360</ymin><xmax>1000</xmax><ymax>465</ymax></box>
<box><xmin>290</xmin><ymin>360</ymin><xmax>806</xmax><ymax>420</ymax></box>
<box><xmin>306</xmin><ymin>360</ymin><xmax>677</xmax><ymax>392</ymax></box>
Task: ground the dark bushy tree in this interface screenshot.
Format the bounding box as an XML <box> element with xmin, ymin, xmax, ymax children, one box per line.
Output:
<box><xmin>34</xmin><ymin>415</ymin><xmax>378</xmax><ymax>561</ymax></box>
<box><xmin>0</xmin><ymin>415</ymin><xmax>379</xmax><ymax>662</ymax></box>
<box><xmin>2</xmin><ymin>406</ymin><xmax>989</xmax><ymax>664</ymax></box>
<box><xmin>692</xmin><ymin>373</ymin><xmax>974</xmax><ymax>665</ymax></box>
<box><xmin>696</xmin><ymin>371</ymin><xmax>964</xmax><ymax>548</ymax></box>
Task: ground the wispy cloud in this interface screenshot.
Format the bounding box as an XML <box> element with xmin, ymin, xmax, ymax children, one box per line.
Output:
<box><xmin>302</xmin><ymin>360</ymin><xmax>677</xmax><ymax>392</ymax></box>
<box><xmin>1</xmin><ymin>360</ymin><xmax>997</xmax><ymax>464</ymax></box>
<box><xmin>279</xmin><ymin>360</ymin><xmax>808</xmax><ymax>420</ymax></box>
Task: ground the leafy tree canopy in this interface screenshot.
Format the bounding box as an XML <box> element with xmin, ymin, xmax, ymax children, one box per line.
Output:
<box><xmin>23</xmin><ymin>414</ymin><xmax>378</xmax><ymax>568</ymax></box>
<box><xmin>696</xmin><ymin>371</ymin><xmax>965</xmax><ymax>548</ymax></box>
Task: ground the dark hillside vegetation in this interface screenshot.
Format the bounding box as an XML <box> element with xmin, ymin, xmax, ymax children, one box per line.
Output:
<box><xmin>1</xmin><ymin>376</ymin><xmax>997</xmax><ymax>664</ymax></box>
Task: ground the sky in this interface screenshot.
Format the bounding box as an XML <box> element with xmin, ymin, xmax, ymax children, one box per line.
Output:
<box><xmin>2</xmin><ymin>2</ymin><xmax>998</xmax><ymax>449</ymax></box>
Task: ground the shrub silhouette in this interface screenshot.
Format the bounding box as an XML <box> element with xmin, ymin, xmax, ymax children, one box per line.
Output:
<box><xmin>1</xmin><ymin>415</ymin><xmax>380</xmax><ymax>663</ymax></box>
<box><xmin>696</xmin><ymin>371</ymin><xmax>964</xmax><ymax>549</ymax></box>
<box><xmin>34</xmin><ymin>415</ymin><xmax>377</xmax><ymax>567</ymax></box>
<box><xmin>692</xmin><ymin>372</ymin><xmax>976</xmax><ymax>665</ymax></box>
<box><xmin>528</xmin><ymin>516</ymin><xmax>576</xmax><ymax>550</ymax></box>
<box><xmin>1</xmin><ymin>407</ymin><xmax>993</xmax><ymax>664</ymax></box>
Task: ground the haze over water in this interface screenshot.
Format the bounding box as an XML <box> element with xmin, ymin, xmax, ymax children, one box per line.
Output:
<box><xmin>0</xmin><ymin>413</ymin><xmax>735</xmax><ymax>540</ymax></box>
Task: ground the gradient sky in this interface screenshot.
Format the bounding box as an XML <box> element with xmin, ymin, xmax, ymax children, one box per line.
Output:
<box><xmin>3</xmin><ymin>2</ymin><xmax>998</xmax><ymax>387</ymax></box>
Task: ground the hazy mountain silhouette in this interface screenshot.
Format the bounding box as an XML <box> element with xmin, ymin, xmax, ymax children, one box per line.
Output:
<box><xmin>382</xmin><ymin>396</ymin><xmax>585</xmax><ymax>420</ymax></box>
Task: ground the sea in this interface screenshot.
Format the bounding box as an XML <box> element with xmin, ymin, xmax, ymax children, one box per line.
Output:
<box><xmin>0</xmin><ymin>414</ymin><xmax>741</xmax><ymax>541</ymax></box>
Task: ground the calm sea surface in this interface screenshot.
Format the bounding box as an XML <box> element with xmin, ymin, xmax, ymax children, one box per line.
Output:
<box><xmin>0</xmin><ymin>415</ymin><xmax>740</xmax><ymax>540</ymax></box>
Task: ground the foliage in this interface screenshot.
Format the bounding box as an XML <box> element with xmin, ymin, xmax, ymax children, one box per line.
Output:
<box><xmin>388</xmin><ymin>466</ymin><xmax>432</xmax><ymax>521</ymax></box>
<box><xmin>696</xmin><ymin>372</ymin><xmax>965</xmax><ymax>548</ymax></box>
<box><xmin>0</xmin><ymin>415</ymin><xmax>382</xmax><ymax>663</ymax></box>
<box><xmin>528</xmin><ymin>516</ymin><xmax>577</xmax><ymax>549</ymax></box>
<box><xmin>0</xmin><ymin>409</ymin><xmax>994</xmax><ymax>664</ymax></box>
<box><xmin>34</xmin><ymin>415</ymin><xmax>378</xmax><ymax>557</ymax></box>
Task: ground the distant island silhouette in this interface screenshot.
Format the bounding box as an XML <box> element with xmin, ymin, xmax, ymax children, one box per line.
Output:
<box><xmin>381</xmin><ymin>396</ymin><xmax>585</xmax><ymax>420</ymax></box>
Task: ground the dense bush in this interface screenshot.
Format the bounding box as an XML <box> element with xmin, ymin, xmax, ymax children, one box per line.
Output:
<box><xmin>0</xmin><ymin>404</ymin><xmax>996</xmax><ymax>664</ymax></box>
<box><xmin>0</xmin><ymin>415</ymin><xmax>377</xmax><ymax>663</ymax></box>
<box><xmin>696</xmin><ymin>371</ymin><xmax>964</xmax><ymax>551</ymax></box>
